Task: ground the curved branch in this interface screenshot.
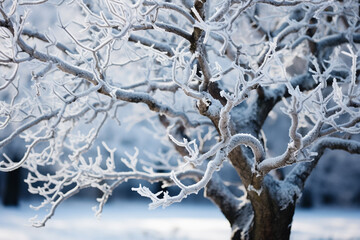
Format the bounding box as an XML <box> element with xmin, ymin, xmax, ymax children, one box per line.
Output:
<box><xmin>227</xmin><ymin>133</ymin><xmax>265</xmax><ymax>163</ymax></box>
<box><xmin>0</xmin><ymin>131</ymin><xmax>54</xmax><ymax>172</ymax></box>
<box><xmin>286</xmin><ymin>137</ymin><xmax>360</xmax><ymax>191</ymax></box>
<box><xmin>0</xmin><ymin>110</ymin><xmax>59</xmax><ymax>148</ymax></box>
<box><xmin>143</xmin><ymin>1</ymin><xmax>196</xmax><ymax>24</ymax></box>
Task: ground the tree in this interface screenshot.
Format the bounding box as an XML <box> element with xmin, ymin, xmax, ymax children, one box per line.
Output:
<box><xmin>0</xmin><ymin>0</ymin><xmax>359</xmax><ymax>239</ymax></box>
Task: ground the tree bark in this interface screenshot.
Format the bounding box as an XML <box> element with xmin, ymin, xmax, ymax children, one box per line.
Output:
<box><xmin>224</xmin><ymin>177</ymin><xmax>296</xmax><ymax>240</ymax></box>
<box><xmin>247</xmin><ymin>196</ymin><xmax>295</xmax><ymax>240</ymax></box>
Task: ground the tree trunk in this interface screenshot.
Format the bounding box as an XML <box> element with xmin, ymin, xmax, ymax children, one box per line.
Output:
<box><xmin>217</xmin><ymin>174</ymin><xmax>297</xmax><ymax>240</ymax></box>
<box><xmin>248</xmin><ymin>200</ymin><xmax>295</xmax><ymax>240</ymax></box>
<box><xmin>230</xmin><ymin>195</ymin><xmax>295</xmax><ymax>240</ymax></box>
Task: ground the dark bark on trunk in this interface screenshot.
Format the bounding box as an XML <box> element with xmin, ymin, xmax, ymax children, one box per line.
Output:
<box><xmin>222</xmin><ymin>193</ymin><xmax>295</xmax><ymax>240</ymax></box>
<box><xmin>248</xmin><ymin>198</ymin><xmax>295</xmax><ymax>240</ymax></box>
<box><xmin>229</xmin><ymin>191</ymin><xmax>295</xmax><ymax>240</ymax></box>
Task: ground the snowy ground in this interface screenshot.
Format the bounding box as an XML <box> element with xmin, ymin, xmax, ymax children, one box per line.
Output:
<box><xmin>0</xmin><ymin>200</ymin><xmax>360</xmax><ymax>240</ymax></box>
